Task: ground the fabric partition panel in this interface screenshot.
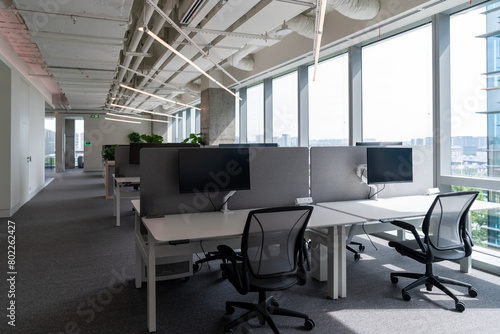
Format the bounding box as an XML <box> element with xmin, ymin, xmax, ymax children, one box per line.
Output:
<box><xmin>114</xmin><ymin>145</ymin><xmax>139</xmax><ymax>177</ymax></box>
<box><xmin>139</xmin><ymin>147</ymin><xmax>310</xmax><ymax>217</ymax></box>
<box><xmin>310</xmin><ymin>146</ymin><xmax>433</xmax><ymax>203</ymax></box>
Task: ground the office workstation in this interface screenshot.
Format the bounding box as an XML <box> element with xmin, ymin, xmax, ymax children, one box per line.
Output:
<box><xmin>3</xmin><ymin>1</ymin><xmax>500</xmax><ymax>334</ymax></box>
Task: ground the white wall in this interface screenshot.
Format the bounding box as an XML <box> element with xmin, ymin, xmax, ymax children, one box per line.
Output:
<box><xmin>0</xmin><ymin>32</ymin><xmax>50</xmax><ymax>217</ymax></box>
<box><xmin>0</xmin><ymin>61</ymin><xmax>12</xmax><ymax>214</ymax></box>
<box><xmin>83</xmin><ymin>115</ymin><xmax>151</xmax><ymax>171</ymax></box>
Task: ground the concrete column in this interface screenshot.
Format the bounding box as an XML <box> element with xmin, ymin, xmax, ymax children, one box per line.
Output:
<box><xmin>55</xmin><ymin>113</ymin><xmax>65</xmax><ymax>172</ymax></box>
<box><xmin>64</xmin><ymin>119</ymin><xmax>75</xmax><ymax>169</ymax></box>
<box><xmin>200</xmin><ymin>70</ymin><xmax>236</xmax><ymax>145</ymax></box>
<box><xmin>264</xmin><ymin>78</ymin><xmax>273</xmax><ymax>143</ymax></box>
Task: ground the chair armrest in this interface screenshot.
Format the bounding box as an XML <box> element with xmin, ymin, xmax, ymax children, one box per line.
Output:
<box><xmin>217</xmin><ymin>244</ymin><xmax>239</xmax><ymax>263</ymax></box>
<box><xmin>386</xmin><ymin>219</ymin><xmax>426</xmax><ymax>252</ymax></box>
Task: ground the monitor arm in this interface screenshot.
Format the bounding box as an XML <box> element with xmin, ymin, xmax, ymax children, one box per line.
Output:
<box><xmin>356</xmin><ymin>164</ymin><xmax>378</xmax><ymax>200</ymax></box>
<box><xmin>220</xmin><ymin>190</ymin><xmax>236</xmax><ymax>214</ymax></box>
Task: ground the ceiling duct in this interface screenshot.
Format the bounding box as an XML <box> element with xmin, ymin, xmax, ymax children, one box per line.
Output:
<box><xmin>230</xmin><ymin>44</ymin><xmax>258</xmax><ymax>72</ymax></box>
<box><xmin>179</xmin><ymin>0</ymin><xmax>208</xmax><ymax>25</ymax></box>
<box><xmin>327</xmin><ymin>0</ymin><xmax>380</xmax><ymax>20</ymax></box>
<box><xmin>287</xmin><ymin>0</ymin><xmax>380</xmax><ymax>40</ymax></box>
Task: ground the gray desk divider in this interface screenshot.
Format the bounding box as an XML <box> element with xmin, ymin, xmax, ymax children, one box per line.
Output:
<box><xmin>139</xmin><ymin>147</ymin><xmax>310</xmax><ymax>217</ymax></box>
<box><xmin>310</xmin><ymin>146</ymin><xmax>433</xmax><ymax>203</ymax></box>
<box><xmin>114</xmin><ymin>145</ymin><xmax>140</xmax><ymax>177</ymax></box>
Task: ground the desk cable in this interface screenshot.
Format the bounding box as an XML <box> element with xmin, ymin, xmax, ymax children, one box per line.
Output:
<box><xmin>360</xmin><ymin>223</ymin><xmax>378</xmax><ymax>251</ymax></box>
<box><xmin>369</xmin><ymin>184</ymin><xmax>386</xmax><ymax>200</ymax></box>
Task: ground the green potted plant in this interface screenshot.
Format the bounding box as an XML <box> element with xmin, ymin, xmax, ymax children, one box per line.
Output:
<box><xmin>182</xmin><ymin>132</ymin><xmax>206</xmax><ymax>146</ymax></box>
<box><xmin>128</xmin><ymin>132</ymin><xmax>142</xmax><ymax>143</ymax></box>
<box><xmin>141</xmin><ymin>133</ymin><xmax>164</xmax><ymax>143</ymax></box>
<box><xmin>101</xmin><ymin>144</ymin><xmax>118</xmax><ymax>162</ymax></box>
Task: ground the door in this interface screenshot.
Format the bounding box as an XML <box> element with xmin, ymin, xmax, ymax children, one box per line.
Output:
<box><xmin>19</xmin><ymin>79</ymin><xmax>30</xmax><ymax>204</ymax></box>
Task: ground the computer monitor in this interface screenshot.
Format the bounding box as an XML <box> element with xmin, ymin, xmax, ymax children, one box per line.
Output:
<box><xmin>218</xmin><ymin>143</ymin><xmax>278</xmax><ymax>148</ymax></box>
<box><xmin>356</xmin><ymin>141</ymin><xmax>403</xmax><ymax>146</ymax></box>
<box><xmin>129</xmin><ymin>143</ymin><xmax>200</xmax><ymax>164</ymax></box>
<box><xmin>366</xmin><ymin>147</ymin><xmax>413</xmax><ymax>184</ymax></box>
<box><xmin>178</xmin><ymin>148</ymin><xmax>251</xmax><ymax>194</ymax></box>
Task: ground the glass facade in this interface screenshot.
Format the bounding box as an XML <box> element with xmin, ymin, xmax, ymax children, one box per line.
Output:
<box><xmin>272</xmin><ymin>72</ymin><xmax>298</xmax><ymax>147</ymax></box>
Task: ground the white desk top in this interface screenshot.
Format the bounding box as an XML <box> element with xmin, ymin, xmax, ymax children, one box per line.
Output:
<box><xmin>142</xmin><ymin>205</ymin><xmax>365</xmax><ymax>243</ymax></box>
<box><xmin>113</xmin><ymin>175</ymin><xmax>140</xmax><ymax>183</ymax></box>
<box><xmin>318</xmin><ymin>195</ymin><xmax>500</xmax><ymax>221</ymax></box>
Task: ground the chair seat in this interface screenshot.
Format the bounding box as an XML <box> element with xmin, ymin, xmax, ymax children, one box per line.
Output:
<box><xmin>389</xmin><ymin>239</ymin><xmax>466</xmax><ymax>263</ymax></box>
<box><xmin>221</xmin><ymin>262</ymin><xmax>299</xmax><ymax>292</ymax></box>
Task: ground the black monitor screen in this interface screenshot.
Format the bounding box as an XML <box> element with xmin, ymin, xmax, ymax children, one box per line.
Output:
<box><xmin>178</xmin><ymin>148</ymin><xmax>251</xmax><ymax>193</ymax></box>
<box><xmin>367</xmin><ymin>147</ymin><xmax>413</xmax><ymax>184</ymax></box>
<box><xmin>356</xmin><ymin>141</ymin><xmax>403</xmax><ymax>146</ymax></box>
<box><xmin>129</xmin><ymin>143</ymin><xmax>200</xmax><ymax>164</ymax></box>
<box><xmin>219</xmin><ymin>143</ymin><xmax>278</xmax><ymax>148</ymax></box>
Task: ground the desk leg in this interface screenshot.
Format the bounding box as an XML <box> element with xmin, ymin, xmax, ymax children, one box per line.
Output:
<box><xmin>460</xmin><ymin>212</ymin><xmax>472</xmax><ymax>273</ymax></box>
<box><xmin>115</xmin><ymin>184</ymin><xmax>121</xmax><ymax>227</ymax></box>
<box><xmin>327</xmin><ymin>225</ymin><xmax>346</xmax><ymax>299</ymax></box>
<box><xmin>135</xmin><ymin>213</ymin><xmax>142</xmax><ymax>289</ymax></box>
<box><xmin>147</xmin><ymin>233</ymin><xmax>156</xmax><ymax>332</ymax></box>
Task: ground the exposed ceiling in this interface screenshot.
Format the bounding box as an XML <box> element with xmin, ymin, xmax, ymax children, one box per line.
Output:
<box><xmin>0</xmin><ymin>0</ymin><xmax>469</xmax><ymax>117</ymax></box>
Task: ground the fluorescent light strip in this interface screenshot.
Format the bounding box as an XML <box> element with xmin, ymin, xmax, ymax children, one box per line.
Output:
<box><xmin>119</xmin><ymin>84</ymin><xmax>201</xmax><ymax>110</ymax></box>
<box><xmin>109</xmin><ymin>103</ymin><xmax>183</xmax><ymax>119</ymax></box>
<box><xmin>145</xmin><ymin>0</ymin><xmax>241</xmax><ymax>86</ymax></box>
<box><xmin>141</xmin><ymin>28</ymin><xmax>241</xmax><ymax>101</ymax></box>
<box><xmin>105</xmin><ymin>117</ymin><xmax>141</xmax><ymax>124</ymax></box>
<box><xmin>313</xmin><ymin>0</ymin><xmax>327</xmax><ymax>81</ymax></box>
<box><xmin>106</xmin><ymin>112</ymin><xmax>170</xmax><ymax>123</ymax></box>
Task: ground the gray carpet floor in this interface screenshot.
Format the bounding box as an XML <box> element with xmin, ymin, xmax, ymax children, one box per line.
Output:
<box><xmin>1</xmin><ymin>169</ymin><xmax>500</xmax><ymax>334</ymax></box>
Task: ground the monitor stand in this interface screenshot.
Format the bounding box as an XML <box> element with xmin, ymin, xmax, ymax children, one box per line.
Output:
<box><xmin>220</xmin><ymin>190</ymin><xmax>236</xmax><ymax>214</ymax></box>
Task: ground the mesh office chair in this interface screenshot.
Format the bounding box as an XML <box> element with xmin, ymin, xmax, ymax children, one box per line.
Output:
<box><xmin>386</xmin><ymin>191</ymin><xmax>479</xmax><ymax>312</ymax></box>
<box><xmin>217</xmin><ymin>206</ymin><xmax>316</xmax><ymax>334</ymax></box>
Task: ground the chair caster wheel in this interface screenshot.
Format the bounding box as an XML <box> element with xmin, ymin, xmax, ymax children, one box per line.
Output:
<box><xmin>193</xmin><ymin>263</ymin><xmax>201</xmax><ymax>273</ymax></box>
<box><xmin>456</xmin><ymin>301</ymin><xmax>465</xmax><ymax>312</ymax></box>
<box><xmin>425</xmin><ymin>283</ymin><xmax>433</xmax><ymax>291</ymax></box>
<box><xmin>270</xmin><ymin>297</ymin><xmax>279</xmax><ymax>307</ymax></box>
<box><xmin>304</xmin><ymin>318</ymin><xmax>315</xmax><ymax>330</ymax></box>
<box><xmin>468</xmin><ymin>287</ymin><xmax>478</xmax><ymax>298</ymax></box>
<box><xmin>402</xmin><ymin>292</ymin><xmax>411</xmax><ymax>301</ymax></box>
<box><xmin>390</xmin><ymin>276</ymin><xmax>398</xmax><ymax>284</ymax></box>
<box><xmin>226</xmin><ymin>305</ymin><xmax>235</xmax><ymax>315</ymax></box>
<box><xmin>359</xmin><ymin>245</ymin><xmax>365</xmax><ymax>252</ymax></box>
<box><xmin>354</xmin><ymin>253</ymin><xmax>361</xmax><ymax>261</ymax></box>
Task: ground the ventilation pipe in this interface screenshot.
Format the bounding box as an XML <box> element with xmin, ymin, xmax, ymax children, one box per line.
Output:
<box><xmin>287</xmin><ymin>0</ymin><xmax>380</xmax><ymax>40</ymax></box>
<box><xmin>230</xmin><ymin>44</ymin><xmax>257</xmax><ymax>71</ymax></box>
<box><xmin>327</xmin><ymin>0</ymin><xmax>380</xmax><ymax>20</ymax></box>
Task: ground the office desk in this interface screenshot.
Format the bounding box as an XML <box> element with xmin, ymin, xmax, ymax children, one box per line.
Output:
<box><xmin>318</xmin><ymin>195</ymin><xmax>500</xmax><ymax>273</ymax></box>
<box><xmin>136</xmin><ymin>205</ymin><xmax>364</xmax><ymax>332</ymax></box>
<box><xmin>113</xmin><ymin>175</ymin><xmax>140</xmax><ymax>226</ymax></box>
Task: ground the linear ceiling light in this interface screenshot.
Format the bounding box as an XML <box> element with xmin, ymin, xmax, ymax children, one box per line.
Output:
<box><xmin>109</xmin><ymin>103</ymin><xmax>183</xmax><ymax>119</ymax></box>
<box><xmin>313</xmin><ymin>0</ymin><xmax>327</xmax><ymax>81</ymax></box>
<box><xmin>144</xmin><ymin>0</ymin><xmax>241</xmax><ymax>86</ymax></box>
<box><xmin>106</xmin><ymin>112</ymin><xmax>170</xmax><ymax>123</ymax></box>
<box><xmin>119</xmin><ymin>84</ymin><xmax>201</xmax><ymax>110</ymax></box>
<box><xmin>105</xmin><ymin>117</ymin><xmax>141</xmax><ymax>124</ymax></box>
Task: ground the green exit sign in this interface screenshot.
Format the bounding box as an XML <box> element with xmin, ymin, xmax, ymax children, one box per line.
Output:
<box><xmin>85</xmin><ymin>142</ymin><xmax>92</xmax><ymax>146</ymax></box>
<box><xmin>90</xmin><ymin>114</ymin><xmax>99</xmax><ymax>118</ymax></box>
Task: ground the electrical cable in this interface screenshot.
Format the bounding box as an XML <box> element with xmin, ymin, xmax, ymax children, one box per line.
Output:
<box><xmin>361</xmin><ymin>222</ymin><xmax>378</xmax><ymax>251</ymax></box>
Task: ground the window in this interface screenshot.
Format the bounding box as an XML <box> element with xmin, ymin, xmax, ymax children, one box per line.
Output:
<box><xmin>273</xmin><ymin>72</ymin><xmax>298</xmax><ymax>147</ymax></box>
<box><xmin>44</xmin><ymin>117</ymin><xmax>56</xmax><ymax>168</ymax></box>
<box><xmin>308</xmin><ymin>54</ymin><xmax>349</xmax><ymax>146</ymax></box>
<box><xmin>247</xmin><ymin>83</ymin><xmax>264</xmax><ymax>143</ymax></box>
<box><xmin>362</xmin><ymin>24</ymin><xmax>433</xmax><ymax>145</ymax></box>
<box><xmin>450</xmin><ymin>7</ymin><xmax>487</xmax><ymax>177</ymax></box>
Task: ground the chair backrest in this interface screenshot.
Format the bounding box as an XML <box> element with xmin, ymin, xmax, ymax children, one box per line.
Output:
<box><xmin>423</xmin><ymin>191</ymin><xmax>478</xmax><ymax>254</ymax></box>
<box><xmin>241</xmin><ymin>206</ymin><xmax>313</xmax><ymax>282</ymax></box>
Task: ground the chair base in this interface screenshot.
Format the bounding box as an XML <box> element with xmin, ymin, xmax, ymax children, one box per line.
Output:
<box><xmin>390</xmin><ymin>265</ymin><xmax>477</xmax><ymax>312</ymax></box>
<box><xmin>223</xmin><ymin>291</ymin><xmax>314</xmax><ymax>334</ymax></box>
